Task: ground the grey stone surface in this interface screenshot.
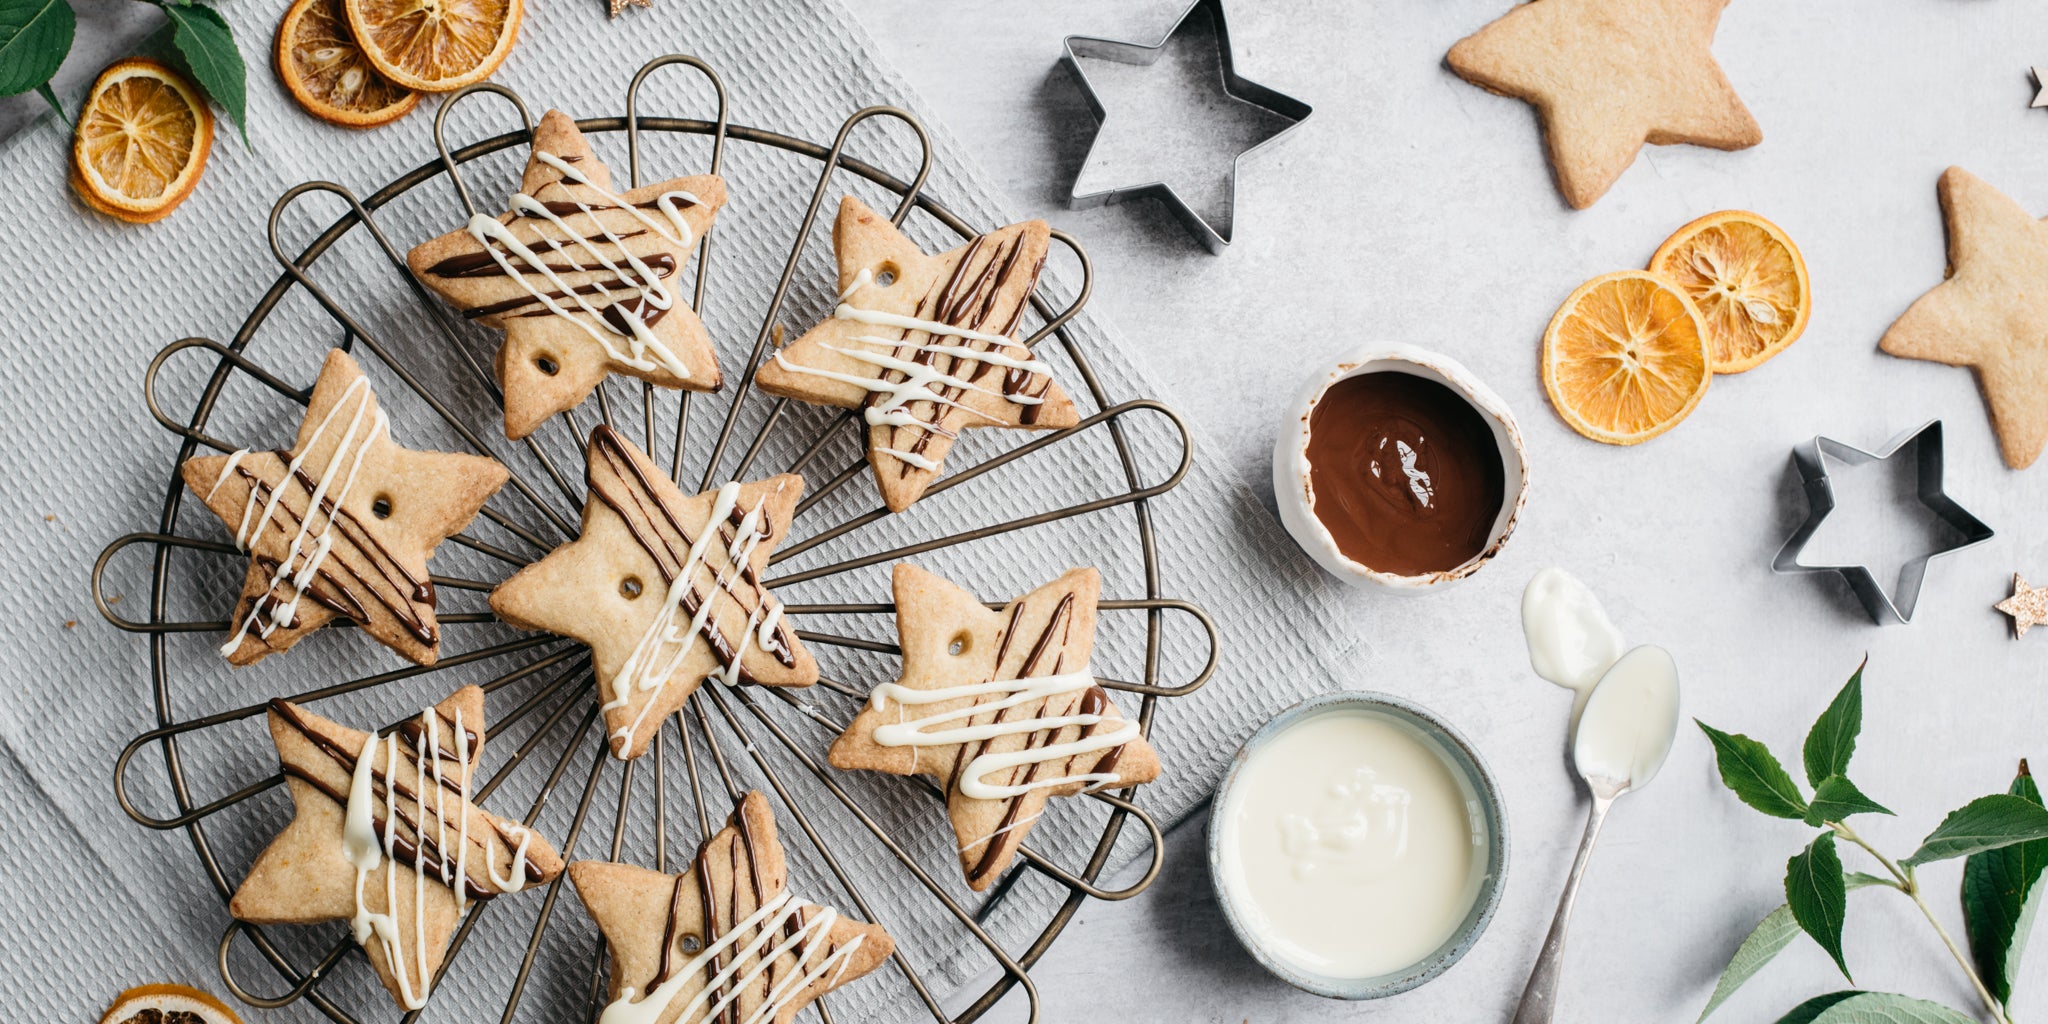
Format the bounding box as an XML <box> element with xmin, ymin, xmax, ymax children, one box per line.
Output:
<box><xmin>2</xmin><ymin>0</ymin><xmax>2043</xmax><ymax>1020</ymax></box>
<box><xmin>844</xmin><ymin>1</ymin><xmax>2048</xmax><ymax>1021</ymax></box>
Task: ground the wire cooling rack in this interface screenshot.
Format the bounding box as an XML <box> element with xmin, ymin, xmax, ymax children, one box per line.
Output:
<box><xmin>91</xmin><ymin>54</ymin><xmax>1216</xmax><ymax>1024</ymax></box>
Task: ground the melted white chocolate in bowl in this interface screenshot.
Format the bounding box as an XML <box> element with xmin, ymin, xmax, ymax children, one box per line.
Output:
<box><xmin>1216</xmin><ymin>710</ymin><xmax>1486</xmax><ymax>980</ymax></box>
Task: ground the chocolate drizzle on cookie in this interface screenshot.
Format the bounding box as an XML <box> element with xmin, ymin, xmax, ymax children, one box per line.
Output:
<box><xmin>586</xmin><ymin>425</ymin><xmax>797</xmax><ymax>677</ymax></box>
<box><xmin>758</xmin><ymin>198</ymin><xmax>1079</xmax><ymax>511</ymax></box>
<box><xmin>269</xmin><ymin>698</ymin><xmax>543</xmax><ymax>901</ymax></box>
<box><xmin>842</xmin><ymin>567</ymin><xmax>1152</xmax><ymax>891</ymax></box>
<box><xmin>602</xmin><ymin>793</ymin><xmax>872</xmax><ymax>1024</ymax></box>
<box><xmin>235</xmin><ymin>457</ymin><xmax>439</xmax><ymax>646</ymax></box>
<box><xmin>953</xmin><ymin>594</ymin><xmax>1134</xmax><ymax>886</ymax></box>
<box><xmin>427</xmin><ymin>147</ymin><xmax>707</xmax><ymax>380</ymax></box>
<box><xmin>862</xmin><ymin>230</ymin><xmax>1052</xmax><ymax>474</ymax></box>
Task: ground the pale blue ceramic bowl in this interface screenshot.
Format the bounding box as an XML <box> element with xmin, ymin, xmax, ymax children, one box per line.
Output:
<box><xmin>1206</xmin><ymin>690</ymin><xmax>1509</xmax><ymax>999</ymax></box>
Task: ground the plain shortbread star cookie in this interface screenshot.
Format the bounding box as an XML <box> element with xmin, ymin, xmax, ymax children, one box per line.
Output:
<box><xmin>753</xmin><ymin>196</ymin><xmax>1081</xmax><ymax>512</ymax></box>
<box><xmin>828</xmin><ymin>564</ymin><xmax>1161</xmax><ymax>891</ymax></box>
<box><xmin>230</xmin><ymin>686</ymin><xmax>564</xmax><ymax>1011</ymax></box>
<box><xmin>1879</xmin><ymin>167</ymin><xmax>2048</xmax><ymax>471</ymax></box>
<box><xmin>180</xmin><ymin>348</ymin><xmax>508</xmax><ymax>667</ymax></box>
<box><xmin>1446</xmin><ymin>0</ymin><xmax>1762</xmax><ymax>209</ymax></box>
<box><xmin>489</xmin><ymin>426</ymin><xmax>817</xmax><ymax>760</ymax></box>
<box><xmin>409</xmin><ymin>109</ymin><xmax>726</xmax><ymax>440</ymax></box>
<box><xmin>568</xmin><ymin>791</ymin><xmax>893</xmax><ymax>1024</ymax></box>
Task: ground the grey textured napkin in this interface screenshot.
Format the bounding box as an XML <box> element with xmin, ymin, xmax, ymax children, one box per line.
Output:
<box><xmin>0</xmin><ymin>0</ymin><xmax>1359</xmax><ymax>1020</ymax></box>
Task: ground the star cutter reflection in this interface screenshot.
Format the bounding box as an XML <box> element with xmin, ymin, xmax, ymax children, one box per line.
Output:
<box><xmin>1772</xmin><ymin>420</ymin><xmax>1994</xmax><ymax>625</ymax></box>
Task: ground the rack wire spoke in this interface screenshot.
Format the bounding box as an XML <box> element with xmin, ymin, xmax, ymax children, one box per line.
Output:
<box><xmin>786</xmin><ymin>397</ymin><xmax>1181</xmax><ymax>524</ymax></box>
<box><xmin>772</xmin><ymin>402</ymin><xmax>1191</xmax><ymax>571</ymax></box>
<box><xmin>693</xmin><ymin>688</ymin><xmax>952</xmax><ymax>1022</ymax></box>
<box><xmin>498</xmin><ymin>708</ymin><xmax>612</xmax><ymax>1024</ymax></box>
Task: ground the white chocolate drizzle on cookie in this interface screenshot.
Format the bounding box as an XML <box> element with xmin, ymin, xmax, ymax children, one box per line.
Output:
<box><xmin>867</xmin><ymin>665</ymin><xmax>1138</xmax><ymax>800</ymax></box>
<box><xmin>453</xmin><ymin>150</ymin><xmax>702</xmax><ymax>379</ymax></box>
<box><xmin>240</xmin><ymin>691</ymin><xmax>561</xmax><ymax>1013</ymax></box>
<box><xmin>219</xmin><ymin>375</ymin><xmax>433</xmax><ymax>660</ymax></box>
<box><xmin>601</xmin><ymin>794</ymin><xmax>870</xmax><ymax>1024</ymax></box>
<box><xmin>327</xmin><ymin>704</ymin><xmax>530</xmax><ymax>1010</ymax></box>
<box><xmin>769</xmin><ymin>231</ymin><xmax>1058</xmax><ymax>477</ymax></box>
<box><xmin>873</xmin><ymin>586</ymin><xmax>1142</xmax><ymax>885</ymax></box>
<box><xmin>603</xmin><ymin>892</ymin><xmax>865</xmax><ymax>1024</ymax></box>
<box><xmin>586</xmin><ymin>427</ymin><xmax>797</xmax><ymax>756</ymax></box>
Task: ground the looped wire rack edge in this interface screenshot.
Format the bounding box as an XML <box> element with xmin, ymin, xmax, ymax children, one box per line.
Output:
<box><xmin>92</xmin><ymin>52</ymin><xmax>1218</xmax><ymax>1024</ymax></box>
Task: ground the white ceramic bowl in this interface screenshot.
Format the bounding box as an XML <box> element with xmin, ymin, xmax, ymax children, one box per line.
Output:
<box><xmin>1272</xmin><ymin>345</ymin><xmax>1529</xmax><ymax>592</ymax></box>
<box><xmin>1207</xmin><ymin>691</ymin><xmax>1510</xmax><ymax>999</ymax></box>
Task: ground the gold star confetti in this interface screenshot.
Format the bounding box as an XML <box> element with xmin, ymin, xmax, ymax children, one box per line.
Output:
<box><xmin>607</xmin><ymin>0</ymin><xmax>649</xmax><ymax>18</ymax></box>
<box><xmin>1996</xmin><ymin>574</ymin><xmax>2048</xmax><ymax>639</ymax></box>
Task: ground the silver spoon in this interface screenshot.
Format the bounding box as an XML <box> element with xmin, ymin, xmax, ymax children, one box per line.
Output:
<box><xmin>1511</xmin><ymin>645</ymin><xmax>1680</xmax><ymax>1024</ymax></box>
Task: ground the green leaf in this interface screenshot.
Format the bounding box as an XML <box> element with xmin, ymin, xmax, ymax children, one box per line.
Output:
<box><xmin>1803</xmin><ymin>659</ymin><xmax>1865</xmax><ymax>787</ymax></box>
<box><xmin>1698</xmin><ymin>721</ymin><xmax>1809</xmax><ymax>819</ymax></box>
<box><xmin>0</xmin><ymin>0</ymin><xmax>74</xmax><ymax>96</ymax></box>
<box><xmin>1792</xmin><ymin>991</ymin><xmax>1979</xmax><ymax>1024</ymax></box>
<box><xmin>1962</xmin><ymin>761</ymin><xmax>2044</xmax><ymax>1005</ymax></box>
<box><xmin>35</xmin><ymin>78</ymin><xmax>65</xmax><ymax>124</ymax></box>
<box><xmin>159</xmin><ymin>1</ymin><xmax>245</xmax><ymax>141</ymax></box>
<box><xmin>1903</xmin><ymin>792</ymin><xmax>2048</xmax><ymax>867</ymax></box>
<box><xmin>1787</xmin><ymin>832</ymin><xmax>1851</xmax><ymax>980</ymax></box>
<box><xmin>1697</xmin><ymin>875</ymin><xmax>1887</xmax><ymax>1022</ymax></box>
<box><xmin>1772</xmin><ymin>992</ymin><xmax>1859</xmax><ymax>1024</ymax></box>
<box><xmin>1806</xmin><ymin>775</ymin><xmax>1894</xmax><ymax>825</ymax></box>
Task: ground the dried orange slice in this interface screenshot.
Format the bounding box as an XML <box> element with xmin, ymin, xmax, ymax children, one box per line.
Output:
<box><xmin>70</xmin><ymin>58</ymin><xmax>213</xmax><ymax>224</ymax></box>
<box><xmin>344</xmin><ymin>0</ymin><xmax>522</xmax><ymax>93</ymax></box>
<box><xmin>277</xmin><ymin>0</ymin><xmax>419</xmax><ymax>128</ymax></box>
<box><xmin>98</xmin><ymin>984</ymin><xmax>244</xmax><ymax>1024</ymax></box>
<box><xmin>1542</xmin><ymin>270</ymin><xmax>1712</xmax><ymax>446</ymax></box>
<box><xmin>1649</xmin><ymin>210</ymin><xmax>1810</xmax><ymax>373</ymax></box>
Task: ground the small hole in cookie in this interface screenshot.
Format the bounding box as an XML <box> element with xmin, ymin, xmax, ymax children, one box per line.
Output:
<box><xmin>371</xmin><ymin>495</ymin><xmax>394</xmax><ymax>519</ymax></box>
<box><xmin>619</xmin><ymin>576</ymin><xmax>644</xmax><ymax>599</ymax></box>
<box><xmin>874</xmin><ymin>263</ymin><xmax>899</xmax><ymax>288</ymax></box>
<box><xmin>680</xmin><ymin>935</ymin><xmax>702</xmax><ymax>954</ymax></box>
<box><xmin>535</xmin><ymin>355</ymin><xmax>560</xmax><ymax>376</ymax></box>
<box><xmin>948</xmin><ymin>631</ymin><xmax>970</xmax><ymax>656</ymax></box>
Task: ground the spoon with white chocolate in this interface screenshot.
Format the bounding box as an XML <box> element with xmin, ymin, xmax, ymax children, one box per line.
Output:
<box><xmin>1511</xmin><ymin>644</ymin><xmax>1681</xmax><ymax>1024</ymax></box>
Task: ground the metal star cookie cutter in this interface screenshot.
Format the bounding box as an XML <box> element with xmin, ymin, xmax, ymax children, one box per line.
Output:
<box><xmin>1060</xmin><ymin>0</ymin><xmax>1311</xmax><ymax>253</ymax></box>
<box><xmin>1772</xmin><ymin>420</ymin><xmax>1994</xmax><ymax>625</ymax></box>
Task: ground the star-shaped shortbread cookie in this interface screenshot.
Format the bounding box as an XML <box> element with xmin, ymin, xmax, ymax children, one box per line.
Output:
<box><xmin>1880</xmin><ymin>167</ymin><xmax>2048</xmax><ymax>470</ymax></box>
<box><xmin>828</xmin><ymin>565</ymin><xmax>1160</xmax><ymax>891</ymax></box>
<box><xmin>409</xmin><ymin>110</ymin><xmax>726</xmax><ymax>440</ymax></box>
<box><xmin>230</xmin><ymin>686</ymin><xmax>564</xmax><ymax>1011</ymax></box>
<box><xmin>569</xmin><ymin>791</ymin><xmax>893</xmax><ymax>1024</ymax></box>
<box><xmin>490</xmin><ymin>426</ymin><xmax>817</xmax><ymax>760</ymax></box>
<box><xmin>754</xmin><ymin>196</ymin><xmax>1082</xmax><ymax>512</ymax></box>
<box><xmin>180</xmin><ymin>349</ymin><xmax>508</xmax><ymax>667</ymax></box>
<box><xmin>1997</xmin><ymin>574</ymin><xmax>2048</xmax><ymax>639</ymax></box>
<box><xmin>1447</xmin><ymin>0</ymin><xmax>1762</xmax><ymax>209</ymax></box>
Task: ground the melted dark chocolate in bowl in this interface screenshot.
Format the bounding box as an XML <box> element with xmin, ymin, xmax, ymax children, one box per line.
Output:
<box><xmin>1305</xmin><ymin>370</ymin><xmax>1506</xmax><ymax>577</ymax></box>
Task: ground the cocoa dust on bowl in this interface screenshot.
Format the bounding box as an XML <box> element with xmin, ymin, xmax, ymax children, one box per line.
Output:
<box><xmin>1273</xmin><ymin>345</ymin><xmax>1529</xmax><ymax>592</ymax></box>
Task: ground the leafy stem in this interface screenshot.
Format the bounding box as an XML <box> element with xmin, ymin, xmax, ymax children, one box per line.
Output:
<box><xmin>1830</xmin><ymin>821</ymin><xmax>2013</xmax><ymax>1024</ymax></box>
<box><xmin>1696</xmin><ymin>663</ymin><xmax>2044</xmax><ymax>1024</ymax></box>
